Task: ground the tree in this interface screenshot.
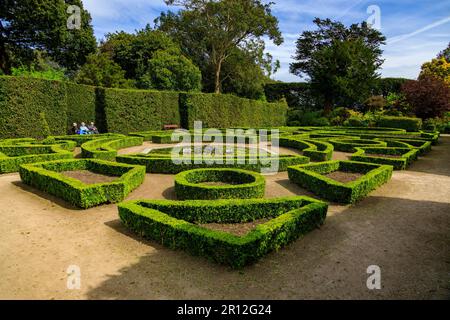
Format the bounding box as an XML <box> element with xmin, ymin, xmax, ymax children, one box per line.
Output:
<box><xmin>101</xmin><ymin>26</ymin><xmax>180</xmax><ymax>80</ymax></box>
<box><xmin>438</xmin><ymin>42</ymin><xmax>450</xmax><ymax>61</ymax></box>
<box><xmin>420</xmin><ymin>58</ymin><xmax>450</xmax><ymax>86</ymax></box>
<box><xmin>220</xmin><ymin>45</ymin><xmax>277</xmax><ymax>100</ymax></box>
<box><xmin>138</xmin><ymin>50</ymin><xmax>202</xmax><ymax>91</ymax></box>
<box><xmin>402</xmin><ymin>76</ymin><xmax>450</xmax><ymax>119</ymax></box>
<box><xmin>290</xmin><ymin>18</ymin><xmax>386</xmax><ymax>113</ymax></box>
<box><xmin>11</xmin><ymin>51</ymin><xmax>67</xmax><ymax>81</ymax></box>
<box><xmin>157</xmin><ymin>0</ymin><xmax>283</xmax><ymax>93</ymax></box>
<box><xmin>0</xmin><ymin>0</ymin><xmax>97</xmax><ymax>74</ymax></box>
<box><xmin>75</xmin><ymin>53</ymin><xmax>132</xmax><ymax>88</ymax></box>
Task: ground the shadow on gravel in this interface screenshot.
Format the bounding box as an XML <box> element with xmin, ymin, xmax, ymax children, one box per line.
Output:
<box><xmin>93</xmin><ymin>197</ymin><xmax>450</xmax><ymax>300</ymax></box>
<box><xmin>11</xmin><ymin>180</ymin><xmax>81</xmax><ymax>210</ymax></box>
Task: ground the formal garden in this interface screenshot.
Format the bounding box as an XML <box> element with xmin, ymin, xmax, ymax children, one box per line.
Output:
<box><xmin>1</xmin><ymin>0</ymin><xmax>449</xmax><ymax>301</ymax></box>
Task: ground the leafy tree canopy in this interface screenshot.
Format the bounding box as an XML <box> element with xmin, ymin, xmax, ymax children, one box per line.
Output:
<box><xmin>0</xmin><ymin>0</ymin><xmax>97</xmax><ymax>73</ymax></box>
<box><xmin>290</xmin><ymin>18</ymin><xmax>386</xmax><ymax>112</ymax></box>
<box><xmin>157</xmin><ymin>0</ymin><xmax>283</xmax><ymax>94</ymax></box>
<box><xmin>420</xmin><ymin>57</ymin><xmax>450</xmax><ymax>86</ymax></box>
<box><xmin>402</xmin><ymin>75</ymin><xmax>450</xmax><ymax>119</ymax></box>
<box><xmin>75</xmin><ymin>53</ymin><xmax>132</xmax><ymax>89</ymax></box>
<box><xmin>138</xmin><ymin>50</ymin><xmax>202</xmax><ymax>91</ymax></box>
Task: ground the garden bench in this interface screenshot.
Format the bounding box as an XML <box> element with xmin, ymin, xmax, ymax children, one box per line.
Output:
<box><xmin>163</xmin><ymin>124</ymin><xmax>179</xmax><ymax>130</ymax></box>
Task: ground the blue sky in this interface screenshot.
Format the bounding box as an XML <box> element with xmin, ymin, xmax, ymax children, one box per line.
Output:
<box><xmin>82</xmin><ymin>0</ymin><xmax>450</xmax><ymax>82</ymax></box>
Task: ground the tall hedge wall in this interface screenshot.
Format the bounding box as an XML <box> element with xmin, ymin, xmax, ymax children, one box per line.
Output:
<box><xmin>102</xmin><ymin>88</ymin><xmax>180</xmax><ymax>134</ymax></box>
<box><xmin>180</xmin><ymin>92</ymin><xmax>288</xmax><ymax>129</ymax></box>
<box><xmin>0</xmin><ymin>76</ymin><xmax>288</xmax><ymax>138</ymax></box>
<box><xmin>65</xmin><ymin>82</ymin><xmax>96</xmax><ymax>130</ymax></box>
<box><xmin>0</xmin><ymin>76</ymin><xmax>67</xmax><ymax>138</ymax></box>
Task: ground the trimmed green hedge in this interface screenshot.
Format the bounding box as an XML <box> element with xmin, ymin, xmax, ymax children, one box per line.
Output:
<box><xmin>175</xmin><ymin>168</ymin><xmax>265</xmax><ymax>200</ymax></box>
<box><xmin>279</xmin><ymin>136</ymin><xmax>333</xmax><ymax>161</ymax></box>
<box><xmin>180</xmin><ymin>92</ymin><xmax>288</xmax><ymax>129</ymax></box>
<box><xmin>350</xmin><ymin>147</ymin><xmax>419</xmax><ymax>170</ymax></box>
<box><xmin>118</xmin><ymin>196</ymin><xmax>328</xmax><ymax>268</ymax></box>
<box><xmin>102</xmin><ymin>87</ymin><xmax>180</xmax><ymax>134</ymax></box>
<box><xmin>288</xmin><ymin>160</ymin><xmax>393</xmax><ymax>203</ymax></box>
<box><xmin>328</xmin><ymin>138</ymin><xmax>387</xmax><ymax>153</ymax></box>
<box><xmin>376</xmin><ymin>116</ymin><xmax>422</xmax><ymax>132</ymax></box>
<box><xmin>0</xmin><ymin>76</ymin><xmax>67</xmax><ymax>139</ymax></box>
<box><xmin>80</xmin><ymin>136</ymin><xmax>144</xmax><ymax>161</ymax></box>
<box><xmin>19</xmin><ymin>159</ymin><xmax>145</xmax><ymax>208</ymax></box>
<box><xmin>117</xmin><ymin>152</ymin><xmax>309</xmax><ymax>174</ymax></box>
<box><xmin>1</xmin><ymin>77</ymin><xmax>288</xmax><ymax>137</ymax></box>
<box><xmin>65</xmin><ymin>82</ymin><xmax>97</xmax><ymax>132</ymax></box>
<box><xmin>0</xmin><ymin>141</ymin><xmax>75</xmax><ymax>173</ymax></box>
<box><xmin>52</xmin><ymin>133</ymin><xmax>123</xmax><ymax>147</ymax></box>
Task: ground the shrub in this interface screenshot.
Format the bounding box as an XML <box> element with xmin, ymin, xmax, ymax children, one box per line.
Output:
<box><xmin>350</xmin><ymin>147</ymin><xmax>420</xmax><ymax>170</ymax></box>
<box><xmin>65</xmin><ymin>82</ymin><xmax>97</xmax><ymax>131</ymax></box>
<box><xmin>116</xmin><ymin>153</ymin><xmax>309</xmax><ymax>174</ymax></box>
<box><xmin>118</xmin><ymin>196</ymin><xmax>328</xmax><ymax>268</ymax></box>
<box><xmin>376</xmin><ymin>116</ymin><xmax>422</xmax><ymax>132</ymax></box>
<box><xmin>174</xmin><ymin>168</ymin><xmax>265</xmax><ymax>200</ymax></box>
<box><xmin>0</xmin><ymin>141</ymin><xmax>75</xmax><ymax>173</ymax></box>
<box><xmin>39</xmin><ymin>112</ymin><xmax>51</xmax><ymax>139</ymax></box>
<box><xmin>102</xmin><ymin>87</ymin><xmax>180</xmax><ymax>134</ymax></box>
<box><xmin>402</xmin><ymin>76</ymin><xmax>450</xmax><ymax>119</ymax></box>
<box><xmin>19</xmin><ymin>159</ymin><xmax>145</xmax><ymax>208</ymax></box>
<box><xmin>180</xmin><ymin>93</ymin><xmax>287</xmax><ymax>129</ymax></box>
<box><xmin>287</xmin><ymin>160</ymin><xmax>393</xmax><ymax>203</ymax></box>
<box><xmin>279</xmin><ymin>137</ymin><xmax>333</xmax><ymax>161</ymax></box>
<box><xmin>52</xmin><ymin>133</ymin><xmax>124</xmax><ymax>147</ymax></box>
<box><xmin>0</xmin><ymin>76</ymin><xmax>67</xmax><ymax>139</ymax></box>
<box><xmin>81</xmin><ymin>136</ymin><xmax>144</xmax><ymax>161</ymax></box>
<box><xmin>328</xmin><ymin>138</ymin><xmax>387</xmax><ymax>152</ymax></box>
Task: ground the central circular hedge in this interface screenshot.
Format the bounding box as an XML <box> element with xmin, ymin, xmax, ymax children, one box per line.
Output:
<box><xmin>174</xmin><ymin>168</ymin><xmax>265</xmax><ymax>200</ymax></box>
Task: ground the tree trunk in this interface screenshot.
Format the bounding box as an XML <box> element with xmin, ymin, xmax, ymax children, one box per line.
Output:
<box><xmin>214</xmin><ymin>60</ymin><xmax>223</xmax><ymax>94</ymax></box>
<box><xmin>323</xmin><ymin>99</ymin><xmax>333</xmax><ymax>115</ymax></box>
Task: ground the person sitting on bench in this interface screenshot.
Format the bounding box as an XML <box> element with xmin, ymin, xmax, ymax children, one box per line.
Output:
<box><xmin>79</xmin><ymin>122</ymin><xmax>89</xmax><ymax>135</ymax></box>
<box><xmin>88</xmin><ymin>122</ymin><xmax>99</xmax><ymax>134</ymax></box>
<box><xmin>71</xmin><ymin>123</ymin><xmax>79</xmax><ymax>135</ymax></box>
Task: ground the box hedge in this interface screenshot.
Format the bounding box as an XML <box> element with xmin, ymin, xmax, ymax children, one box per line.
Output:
<box><xmin>118</xmin><ymin>196</ymin><xmax>328</xmax><ymax>268</ymax></box>
<box><xmin>80</xmin><ymin>136</ymin><xmax>144</xmax><ymax>161</ymax></box>
<box><xmin>65</xmin><ymin>82</ymin><xmax>97</xmax><ymax>132</ymax></box>
<box><xmin>376</xmin><ymin>116</ymin><xmax>422</xmax><ymax>132</ymax></box>
<box><xmin>19</xmin><ymin>159</ymin><xmax>146</xmax><ymax>208</ymax></box>
<box><xmin>350</xmin><ymin>147</ymin><xmax>419</xmax><ymax>170</ymax></box>
<box><xmin>279</xmin><ymin>137</ymin><xmax>333</xmax><ymax>161</ymax></box>
<box><xmin>328</xmin><ymin>138</ymin><xmax>387</xmax><ymax>153</ymax></box>
<box><xmin>0</xmin><ymin>141</ymin><xmax>75</xmax><ymax>173</ymax></box>
<box><xmin>179</xmin><ymin>92</ymin><xmax>288</xmax><ymax>129</ymax></box>
<box><xmin>288</xmin><ymin>160</ymin><xmax>393</xmax><ymax>203</ymax></box>
<box><xmin>0</xmin><ymin>76</ymin><xmax>67</xmax><ymax>139</ymax></box>
<box><xmin>101</xmin><ymin>87</ymin><xmax>180</xmax><ymax>134</ymax></box>
<box><xmin>174</xmin><ymin>168</ymin><xmax>265</xmax><ymax>200</ymax></box>
<box><xmin>117</xmin><ymin>152</ymin><xmax>309</xmax><ymax>174</ymax></box>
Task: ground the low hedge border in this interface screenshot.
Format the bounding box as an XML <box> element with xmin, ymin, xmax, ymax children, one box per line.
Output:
<box><xmin>0</xmin><ymin>142</ymin><xmax>75</xmax><ymax>173</ymax></box>
<box><xmin>118</xmin><ymin>196</ymin><xmax>328</xmax><ymax>268</ymax></box>
<box><xmin>379</xmin><ymin>139</ymin><xmax>432</xmax><ymax>155</ymax></box>
<box><xmin>287</xmin><ymin>160</ymin><xmax>393</xmax><ymax>203</ymax></box>
<box><xmin>279</xmin><ymin>137</ymin><xmax>333</xmax><ymax>161</ymax></box>
<box><xmin>128</xmin><ymin>131</ymin><xmax>169</xmax><ymax>141</ymax></box>
<box><xmin>81</xmin><ymin>136</ymin><xmax>144</xmax><ymax>161</ymax></box>
<box><xmin>52</xmin><ymin>133</ymin><xmax>124</xmax><ymax>147</ymax></box>
<box><xmin>174</xmin><ymin>168</ymin><xmax>265</xmax><ymax>200</ymax></box>
<box><xmin>328</xmin><ymin>138</ymin><xmax>387</xmax><ymax>153</ymax></box>
<box><xmin>19</xmin><ymin>159</ymin><xmax>146</xmax><ymax>208</ymax></box>
<box><xmin>116</xmin><ymin>153</ymin><xmax>309</xmax><ymax>174</ymax></box>
<box><xmin>350</xmin><ymin>147</ymin><xmax>419</xmax><ymax>170</ymax></box>
<box><xmin>376</xmin><ymin>116</ymin><xmax>422</xmax><ymax>132</ymax></box>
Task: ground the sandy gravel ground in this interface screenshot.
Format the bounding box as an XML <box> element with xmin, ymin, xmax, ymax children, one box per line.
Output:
<box><xmin>0</xmin><ymin>137</ymin><xmax>449</xmax><ymax>300</ymax></box>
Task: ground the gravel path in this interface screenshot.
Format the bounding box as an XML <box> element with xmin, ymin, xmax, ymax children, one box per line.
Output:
<box><xmin>0</xmin><ymin>136</ymin><xmax>449</xmax><ymax>299</ymax></box>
